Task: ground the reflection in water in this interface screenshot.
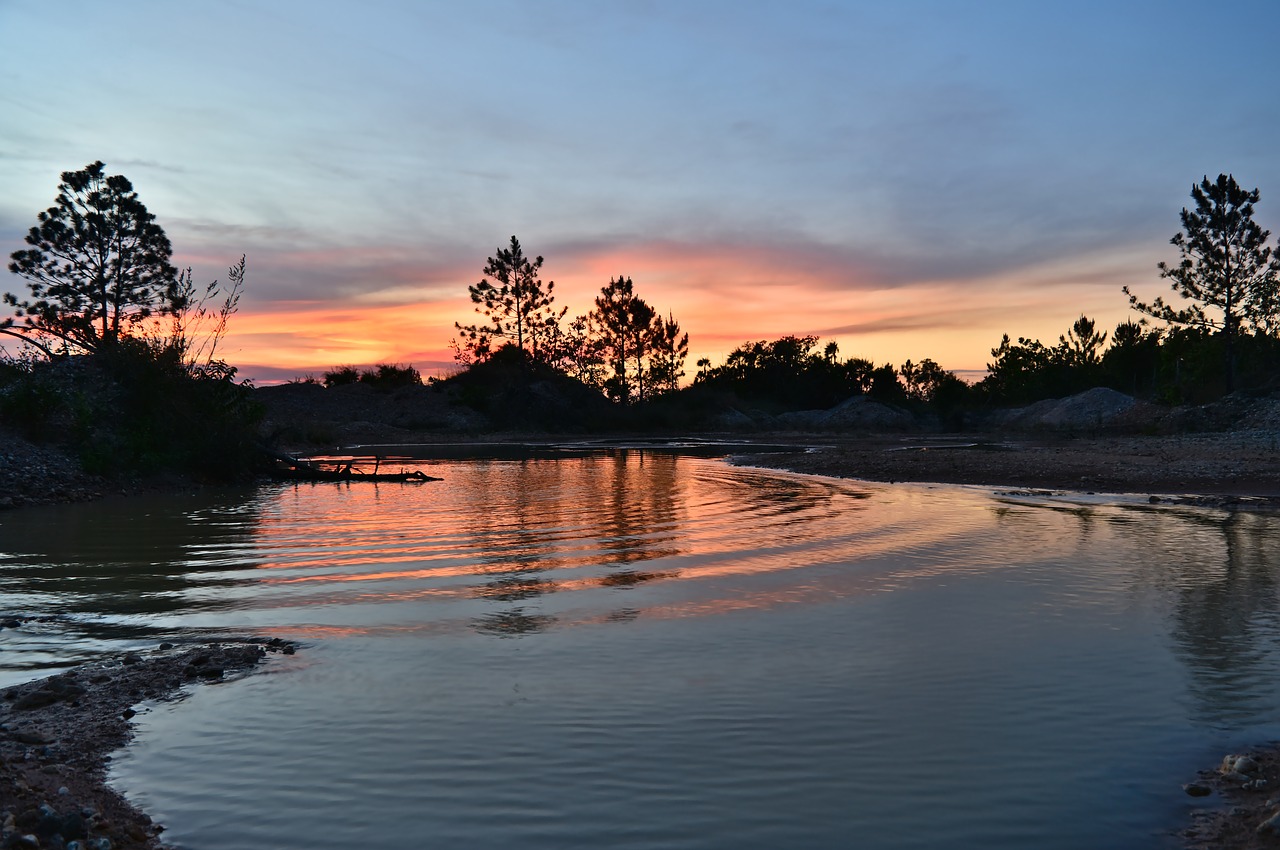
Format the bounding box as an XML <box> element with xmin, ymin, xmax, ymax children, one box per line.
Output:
<box><xmin>471</xmin><ymin>607</ymin><xmax>557</xmax><ymax>637</ymax></box>
<box><xmin>0</xmin><ymin>491</ymin><xmax>263</xmax><ymax>615</ymax></box>
<box><xmin>0</xmin><ymin>491</ymin><xmax>265</xmax><ymax>675</ymax></box>
<box><xmin>458</xmin><ymin>451</ymin><xmax>686</xmax><ymax>635</ymax></box>
<box><xmin>473</xmin><ymin>576</ymin><xmax>558</xmax><ymax>602</ymax></box>
<box><xmin>598</xmin><ymin>569</ymin><xmax>678</xmax><ymax>587</ymax></box>
<box><xmin>7</xmin><ymin>455</ymin><xmax>1280</xmax><ymax>850</ymax></box>
<box><xmin>1168</xmin><ymin>510</ymin><xmax>1280</xmax><ymax>724</ymax></box>
<box><xmin>989</xmin><ymin>494</ymin><xmax>1280</xmax><ymax>727</ymax></box>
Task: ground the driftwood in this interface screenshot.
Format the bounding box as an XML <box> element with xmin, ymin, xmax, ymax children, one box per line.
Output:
<box><xmin>264</xmin><ymin>448</ymin><xmax>441</xmax><ymax>483</ymax></box>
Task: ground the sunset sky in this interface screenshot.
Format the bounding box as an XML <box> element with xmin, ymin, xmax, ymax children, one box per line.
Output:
<box><xmin>3</xmin><ymin>0</ymin><xmax>1279</xmax><ymax>383</ymax></box>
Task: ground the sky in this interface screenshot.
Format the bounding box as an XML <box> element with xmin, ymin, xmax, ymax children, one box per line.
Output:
<box><xmin>2</xmin><ymin>0</ymin><xmax>1279</xmax><ymax>384</ymax></box>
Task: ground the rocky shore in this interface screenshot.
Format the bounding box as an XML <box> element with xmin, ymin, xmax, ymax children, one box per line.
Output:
<box><xmin>0</xmin><ymin>429</ymin><xmax>106</xmax><ymax>510</ymax></box>
<box><xmin>1182</xmin><ymin>749</ymin><xmax>1280</xmax><ymax>849</ymax></box>
<box><xmin>0</xmin><ymin>639</ymin><xmax>296</xmax><ymax>850</ymax></box>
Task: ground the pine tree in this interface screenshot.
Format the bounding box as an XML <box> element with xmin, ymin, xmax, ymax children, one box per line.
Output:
<box><xmin>5</xmin><ymin>161</ymin><xmax>180</xmax><ymax>353</ymax></box>
<box><xmin>1124</xmin><ymin>174</ymin><xmax>1279</xmax><ymax>391</ymax></box>
<box><xmin>453</xmin><ymin>236</ymin><xmax>566</xmax><ymax>363</ymax></box>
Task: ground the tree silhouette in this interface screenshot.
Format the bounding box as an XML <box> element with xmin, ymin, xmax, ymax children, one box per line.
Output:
<box><xmin>590</xmin><ymin>276</ymin><xmax>653</xmax><ymax>403</ymax></box>
<box><xmin>648</xmin><ymin>312</ymin><xmax>689</xmax><ymax>396</ymax></box>
<box><xmin>454</xmin><ymin>236</ymin><xmax>566</xmax><ymax>364</ymax></box>
<box><xmin>1057</xmin><ymin>314</ymin><xmax>1108</xmax><ymax>368</ymax></box>
<box><xmin>1124</xmin><ymin>174</ymin><xmax>1279</xmax><ymax>391</ymax></box>
<box><xmin>5</xmin><ymin>161</ymin><xmax>181</xmax><ymax>354</ymax></box>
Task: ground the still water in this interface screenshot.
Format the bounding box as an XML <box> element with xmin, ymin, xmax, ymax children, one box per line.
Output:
<box><xmin>3</xmin><ymin>451</ymin><xmax>1280</xmax><ymax>849</ymax></box>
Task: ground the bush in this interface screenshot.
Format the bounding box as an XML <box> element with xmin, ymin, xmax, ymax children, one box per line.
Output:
<box><xmin>0</xmin><ymin>341</ymin><xmax>263</xmax><ymax>482</ymax></box>
<box><xmin>323</xmin><ymin>363</ymin><xmax>422</xmax><ymax>390</ymax></box>
<box><xmin>323</xmin><ymin>365</ymin><xmax>361</xmax><ymax>387</ymax></box>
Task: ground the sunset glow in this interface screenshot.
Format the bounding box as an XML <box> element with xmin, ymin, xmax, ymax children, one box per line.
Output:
<box><xmin>217</xmin><ymin>239</ymin><xmax>1156</xmax><ymax>383</ymax></box>
<box><xmin>3</xmin><ymin>1</ymin><xmax>1277</xmax><ymax>384</ymax></box>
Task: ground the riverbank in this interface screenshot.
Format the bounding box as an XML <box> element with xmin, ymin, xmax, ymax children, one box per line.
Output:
<box><xmin>1181</xmin><ymin>748</ymin><xmax>1280</xmax><ymax>849</ymax></box>
<box><xmin>0</xmin><ymin>640</ymin><xmax>296</xmax><ymax>849</ymax></box>
<box><xmin>735</xmin><ymin>430</ymin><xmax>1280</xmax><ymax>501</ymax></box>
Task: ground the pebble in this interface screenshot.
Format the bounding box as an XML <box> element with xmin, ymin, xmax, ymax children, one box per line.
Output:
<box><xmin>1183</xmin><ymin>782</ymin><xmax>1213</xmax><ymax>797</ymax></box>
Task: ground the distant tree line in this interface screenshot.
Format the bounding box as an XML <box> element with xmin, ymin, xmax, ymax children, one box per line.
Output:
<box><xmin>443</xmin><ymin>173</ymin><xmax>1279</xmax><ymax>421</ymax></box>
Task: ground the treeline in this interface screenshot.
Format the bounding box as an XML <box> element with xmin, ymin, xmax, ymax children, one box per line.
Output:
<box><xmin>981</xmin><ymin>317</ymin><xmax>1280</xmax><ymax>405</ymax></box>
<box><xmin>691</xmin><ymin>335</ymin><xmax>962</xmax><ymax>411</ymax></box>
<box><xmin>452</xmin><ymin>237</ymin><xmax>688</xmax><ymax>404</ymax></box>
<box><xmin>441</xmin><ymin>172</ymin><xmax>1280</xmax><ymax>421</ymax></box>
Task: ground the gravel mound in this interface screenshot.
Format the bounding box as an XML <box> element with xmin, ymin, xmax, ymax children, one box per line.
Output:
<box><xmin>994</xmin><ymin>387</ymin><xmax>1138</xmax><ymax>431</ymax></box>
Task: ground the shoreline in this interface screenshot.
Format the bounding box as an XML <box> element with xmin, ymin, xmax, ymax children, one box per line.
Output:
<box><xmin>1180</xmin><ymin>747</ymin><xmax>1280</xmax><ymax>849</ymax></box>
<box><xmin>730</xmin><ymin>430</ymin><xmax>1280</xmax><ymax>502</ymax></box>
<box><xmin>0</xmin><ymin>640</ymin><xmax>296</xmax><ymax>849</ymax></box>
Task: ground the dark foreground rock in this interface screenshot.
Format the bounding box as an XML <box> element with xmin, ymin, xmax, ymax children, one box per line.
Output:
<box><xmin>0</xmin><ymin>640</ymin><xmax>296</xmax><ymax>849</ymax></box>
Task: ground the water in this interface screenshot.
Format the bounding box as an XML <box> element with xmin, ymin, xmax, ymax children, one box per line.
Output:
<box><xmin>3</xmin><ymin>451</ymin><xmax>1280</xmax><ymax>849</ymax></box>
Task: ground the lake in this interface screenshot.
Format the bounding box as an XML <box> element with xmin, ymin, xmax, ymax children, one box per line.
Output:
<box><xmin>2</xmin><ymin>449</ymin><xmax>1278</xmax><ymax>849</ymax></box>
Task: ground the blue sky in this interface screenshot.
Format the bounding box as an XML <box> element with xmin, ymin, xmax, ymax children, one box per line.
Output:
<box><xmin>2</xmin><ymin>0</ymin><xmax>1278</xmax><ymax>381</ymax></box>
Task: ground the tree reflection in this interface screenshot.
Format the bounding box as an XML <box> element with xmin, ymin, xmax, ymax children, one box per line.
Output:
<box><xmin>991</xmin><ymin>498</ymin><xmax>1280</xmax><ymax>726</ymax></box>
<box><xmin>471</xmin><ymin>607</ymin><xmax>557</xmax><ymax>637</ymax></box>
<box><xmin>598</xmin><ymin>569</ymin><xmax>678</xmax><ymax>588</ymax></box>
<box><xmin>461</xmin><ymin>450</ymin><xmax>685</xmax><ymax>636</ymax></box>
<box><xmin>1164</xmin><ymin>510</ymin><xmax>1280</xmax><ymax>725</ymax></box>
<box><xmin>474</xmin><ymin>576</ymin><xmax>557</xmax><ymax>602</ymax></box>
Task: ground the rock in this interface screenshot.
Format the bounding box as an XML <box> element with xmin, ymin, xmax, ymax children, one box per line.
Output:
<box><xmin>120</xmin><ymin>653</ymin><xmax>141</xmax><ymax>666</ymax></box>
<box><xmin>1183</xmin><ymin>782</ymin><xmax>1213</xmax><ymax>797</ymax></box>
<box><xmin>13</xmin><ymin>677</ymin><xmax>86</xmax><ymax>710</ymax></box>
<box><xmin>158</xmin><ymin>642</ymin><xmax>175</xmax><ymax>651</ymax></box>
<box><xmin>57</xmin><ymin>811</ymin><xmax>85</xmax><ymax>841</ymax></box>
<box><xmin>1234</xmin><ymin>756</ymin><xmax>1260</xmax><ymax>775</ymax></box>
<box><xmin>1257</xmin><ymin>809</ymin><xmax>1280</xmax><ymax>835</ymax></box>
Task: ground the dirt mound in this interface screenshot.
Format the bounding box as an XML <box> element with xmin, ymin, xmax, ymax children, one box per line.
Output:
<box><xmin>993</xmin><ymin>387</ymin><xmax>1140</xmax><ymax>431</ymax></box>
